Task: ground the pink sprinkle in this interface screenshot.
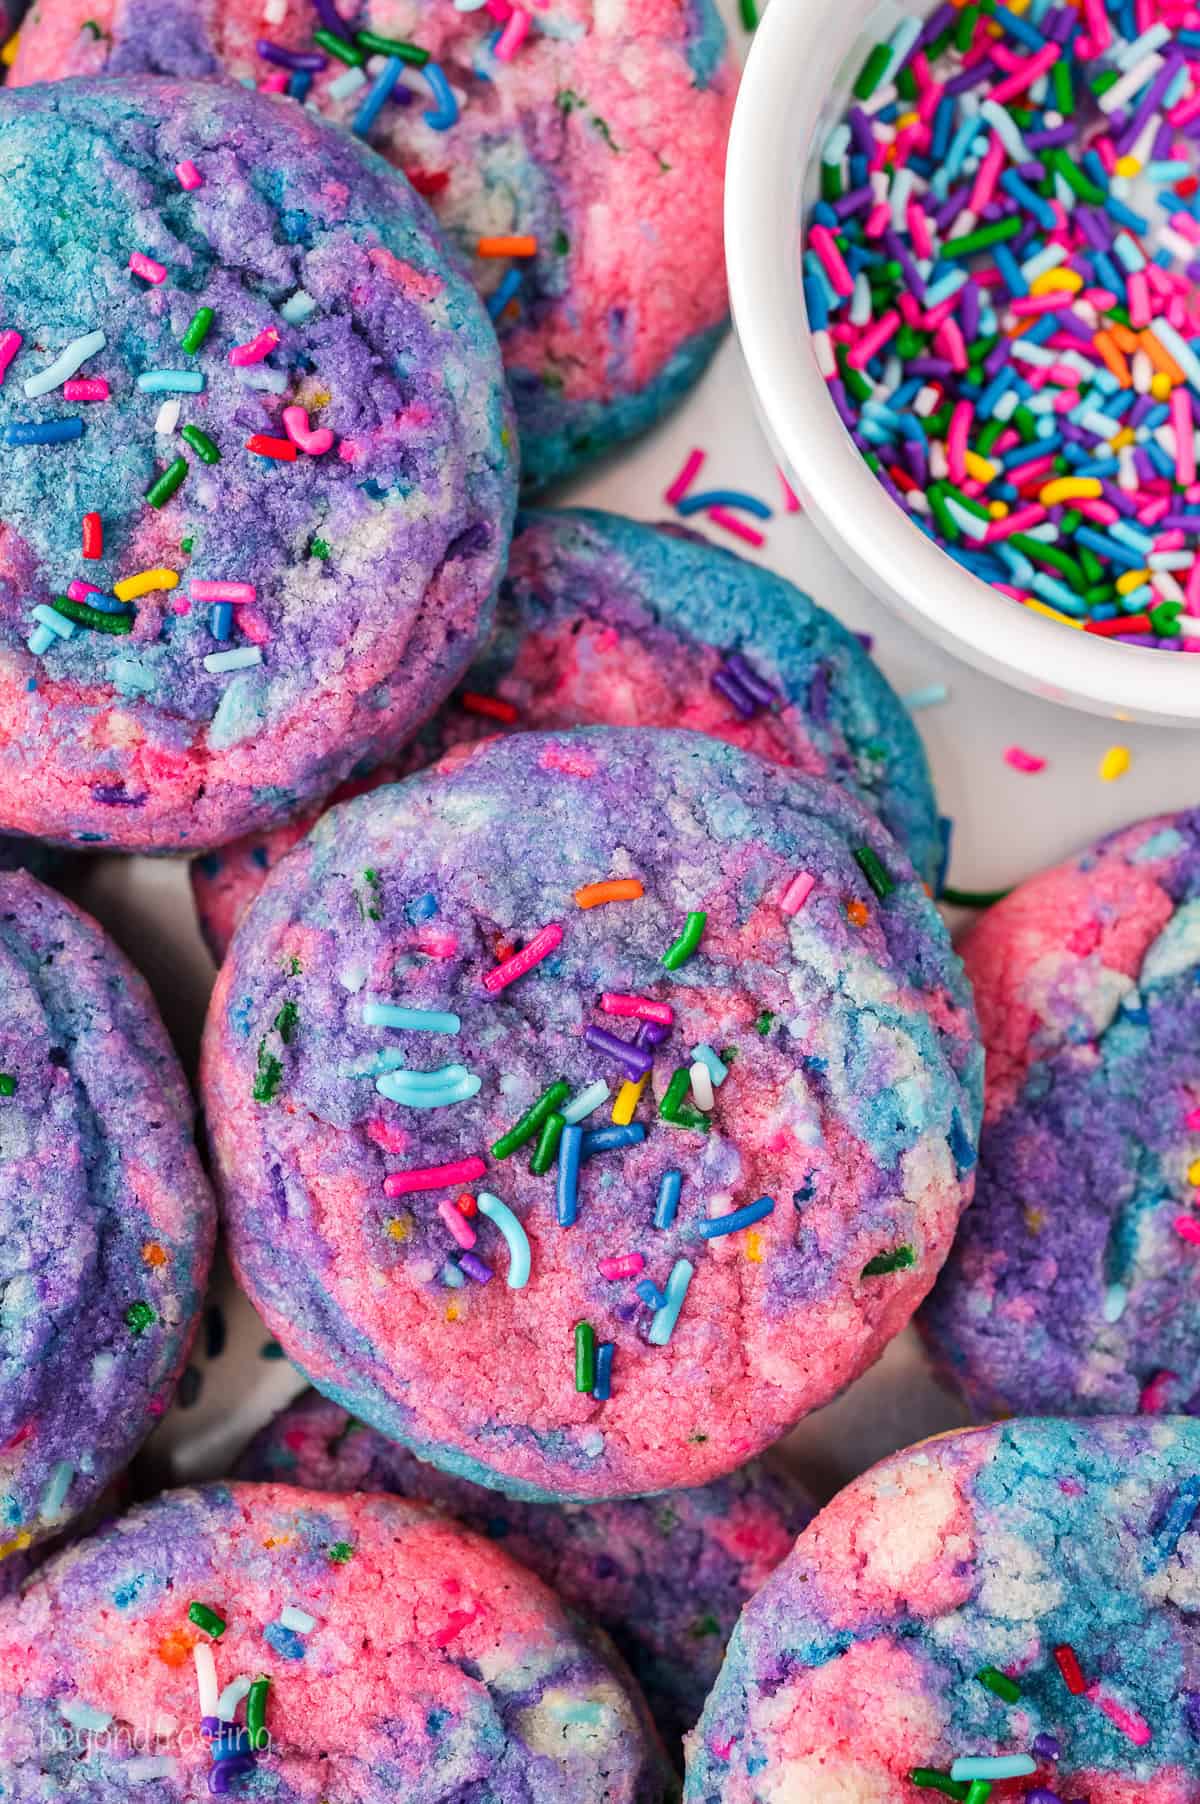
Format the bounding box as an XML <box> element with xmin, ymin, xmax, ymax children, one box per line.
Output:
<box><xmin>1138</xmin><ymin>1368</ymin><xmax>1177</xmax><ymax>1414</ymax></box>
<box><xmin>1004</xmin><ymin>746</ymin><xmax>1046</xmax><ymax>774</ymax></box>
<box><xmin>906</xmin><ymin>200</ymin><xmax>933</xmax><ymax>260</ymax></box>
<box><xmin>778</xmin><ymin>468</ymin><xmax>801</xmax><ymax>514</ymax></box>
<box><xmin>665</xmin><ymin>447</ymin><xmax>705</xmax><ymax>507</ymax></box>
<box><xmin>282</xmin><ymin>403</ymin><xmax>335</xmax><ymax>456</ymax></box>
<box><xmin>808</xmin><ymin>224</ymin><xmax>854</xmax><ymax>299</ymax></box>
<box><xmin>432</xmin><ymin>1608</ymin><xmax>477</xmax><ymax>1648</ymax></box>
<box><xmin>176</xmin><ymin>159</ymin><xmax>202</xmax><ymax>191</ymax></box>
<box><xmin>0</xmin><ymin>331</ymin><xmax>21</xmax><ymax>385</ymax></box>
<box><xmin>984</xmin><ymin>505</ymin><xmax>1047</xmax><ymax>542</ymax></box>
<box><xmin>229</xmin><ymin>326</ymin><xmax>281</xmax><ymax>367</ymax></box>
<box><xmin>968</xmin><ymin>132</ymin><xmax>1006</xmax><ymax>215</ymax></box>
<box><xmin>846</xmin><ymin>309</ymin><xmax>900</xmax><ymax>371</ymax></box>
<box><xmin>780</xmin><ymin>871</ymin><xmax>816</xmax><ymax>916</ymax></box>
<box><xmin>191</xmin><ymin>581</ymin><xmax>256</xmax><ymax>604</ymax></box>
<box><xmin>946</xmin><ymin>401</ymin><xmax>972</xmax><ymax>486</ymax></box>
<box><xmin>129</xmin><ymin>251</ymin><xmax>167</xmax><ymax>285</ymax></box>
<box><xmin>600</xmin><ymin>994</ymin><xmax>673</xmax><ymax>1023</ymax></box>
<box><xmin>1172</xmin><ymin>388</ymin><xmax>1196</xmax><ymax>487</ymax></box>
<box><xmin>438</xmin><ymin>1197</ymin><xmax>477</xmax><ymax>1250</ymax></box>
<box><xmin>67</xmin><ymin>580</ymin><xmax>102</xmax><ymax>602</ymax></box>
<box><xmin>987</xmin><ymin>41</ymin><xmax>1060</xmax><ymax>105</ymax></box>
<box><xmin>1176</xmin><ymin>1214</ymin><xmax>1200</xmax><ymax>1245</ymax></box>
<box><xmin>1127</xmin><ymin>268</ymin><xmax>1151</xmax><ymax>328</ymax></box>
<box><xmin>483</xmin><ymin>922</ymin><xmax>563</xmax><ymax>994</ymax></box>
<box><xmin>707</xmin><ymin>506</ymin><xmax>765</xmax><ymax>548</ymax></box>
<box><xmin>598</xmin><ymin>1254</ymin><xmax>645</xmax><ymax>1281</ymax></box>
<box><xmin>1186</xmin><ymin>1107</ymin><xmax>1200</xmax><ymax>1131</ymax></box>
<box><xmin>384</xmin><ymin>1156</ymin><xmax>486</xmax><ymax>1197</ymax></box>
<box><xmin>171</xmin><ymin>597</ymin><xmax>192</xmax><ymax>617</ymax></box>
<box><xmin>1082</xmin><ymin>0</ymin><xmax>1110</xmax><ymax>49</ymax></box>
<box><xmin>62</xmin><ymin>377</ymin><xmax>109</xmax><ymax>401</ymax></box>
<box><xmin>1088</xmin><ymin>1686</ymin><xmax>1152</xmax><ymax>1748</ymax></box>
<box><xmin>259</xmin><ymin>69</ymin><xmax>289</xmax><ymax>92</ymax></box>
<box><xmin>935</xmin><ymin>317</ymin><xmax>968</xmax><ymax>373</ymax></box>
<box><xmin>494</xmin><ymin>4</ymin><xmax>530</xmax><ymax>58</ymax></box>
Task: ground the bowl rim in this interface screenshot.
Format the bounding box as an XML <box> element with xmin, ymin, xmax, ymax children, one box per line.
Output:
<box><xmin>725</xmin><ymin>0</ymin><xmax>1200</xmax><ymax>724</ymax></box>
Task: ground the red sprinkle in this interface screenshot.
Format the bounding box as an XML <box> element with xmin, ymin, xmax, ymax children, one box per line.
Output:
<box><xmin>455</xmin><ymin>1192</ymin><xmax>478</xmax><ymax>1218</ymax></box>
<box><xmin>1054</xmin><ymin>1643</ymin><xmax>1087</xmax><ymax>1695</ymax></box>
<box><xmin>81</xmin><ymin>512</ymin><xmax>102</xmax><ymax>560</ymax></box>
<box><xmin>246</xmin><ymin>434</ymin><xmax>297</xmax><ymax>461</ymax></box>
<box><xmin>406</xmin><ymin>169</ymin><xmax>450</xmax><ymax>197</ymax></box>
<box><xmin>1085</xmin><ymin>613</ymin><xmax>1152</xmax><ymax>637</ymax></box>
<box><xmin>460</xmin><ymin>692</ymin><xmax>519</xmax><ymax>723</ymax></box>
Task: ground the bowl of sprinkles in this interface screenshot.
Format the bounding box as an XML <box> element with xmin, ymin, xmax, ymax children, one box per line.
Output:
<box><xmin>727</xmin><ymin>0</ymin><xmax>1200</xmax><ymax>722</ymax></box>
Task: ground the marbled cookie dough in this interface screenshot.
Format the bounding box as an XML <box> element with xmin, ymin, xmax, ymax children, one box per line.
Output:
<box><xmin>0</xmin><ymin>872</ymin><xmax>214</xmax><ymax>1571</ymax></box>
<box><xmin>202</xmin><ymin>727</ymin><xmax>981</xmax><ymax>1500</ymax></box>
<box><xmin>192</xmin><ymin>507</ymin><xmax>940</xmax><ymax>961</ymax></box>
<box><xmin>687</xmin><ymin>1417</ymin><xmax>1200</xmax><ymax>1804</ymax></box>
<box><xmin>238</xmin><ymin>1387</ymin><xmax>816</xmax><ymax>1751</ymax></box>
<box><xmin>0</xmin><ymin>77</ymin><xmax>514</xmax><ymax>849</ymax></box>
<box><xmin>0</xmin><ymin>1481</ymin><xmax>674</xmax><ymax>1800</ymax></box>
<box><xmin>12</xmin><ymin>0</ymin><xmax>737</xmax><ymax>491</ymax></box>
<box><xmin>922</xmin><ymin>810</ymin><xmax>1200</xmax><ymax>1420</ymax></box>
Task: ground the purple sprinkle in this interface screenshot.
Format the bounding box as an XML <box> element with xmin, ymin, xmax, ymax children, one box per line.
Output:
<box><xmin>310</xmin><ymin>0</ymin><xmax>353</xmax><ymax>36</ymax></box>
<box><xmin>256</xmin><ymin>38</ymin><xmax>327</xmax><ymax>70</ymax></box>
<box><xmin>944</xmin><ymin>59</ymin><xmax>993</xmax><ymax>93</ymax></box>
<box><xmin>833</xmin><ymin>185</ymin><xmax>874</xmax><ymax>219</ymax></box>
<box><xmin>91</xmin><ymin>783</ymin><xmax>145</xmax><ymax>806</ymax></box>
<box><xmin>725</xmin><ymin>652</ymin><xmax>778</xmax><ymax>705</ymax></box>
<box><xmin>711</xmin><ymin>667</ymin><xmax>758</xmax><ymax>718</ymax></box>
<box><xmin>1099</xmin><ymin>480</ymin><xmax>1139</xmax><ymax>517</ymax></box>
<box><xmin>1025</xmin><ymin>1792</ymin><xmax>1065</xmax><ymax>1804</ymax></box>
<box><xmin>846</xmin><ymin>107</ymin><xmax>876</xmax><ymax>159</ymax></box>
<box><xmin>1025</xmin><ymin>123</ymin><xmax>1076</xmax><ymax>148</ymax></box>
<box><xmin>209</xmin><ymin>1760</ymin><xmax>254</xmax><ymax>1796</ymax></box>
<box><xmin>636</xmin><ymin>1018</ymin><xmax>671</xmax><ymax>1048</ymax></box>
<box><xmin>583</xmin><ymin>1024</ymin><xmax>653</xmax><ymax>1079</ymax></box>
<box><xmin>459</xmin><ymin>1252</ymin><xmax>493</xmax><ymax>1284</ymax></box>
<box><xmin>1031</xmin><ymin>1733</ymin><xmax>1060</xmax><ymax>1760</ymax></box>
<box><xmin>1184</xmin><ymin>1691</ymin><xmax>1200</xmax><ymax>1737</ymax></box>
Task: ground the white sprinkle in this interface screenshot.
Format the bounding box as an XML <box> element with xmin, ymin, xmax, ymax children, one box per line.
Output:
<box><xmin>1103</xmin><ymin>1283</ymin><xmax>1128</xmax><ymax>1323</ymax></box>
<box><xmin>235</xmin><ymin>365</ymin><xmax>288</xmax><ymax>393</ymax></box>
<box><xmin>280</xmin><ymin>1605</ymin><xmax>317</xmax><ymax>1633</ymax></box>
<box><xmin>204</xmin><ymin>646</ymin><xmax>263</xmax><ymax>674</ymax></box>
<box><xmin>23</xmin><ymin>329</ymin><xmax>106</xmax><ymax>399</ymax></box>
<box><xmin>902</xmin><ymin>683</ymin><xmax>949</xmax><ymax>710</ymax></box>
<box><xmin>561</xmin><ymin>1079</ymin><xmax>610</xmax><ymax>1124</ymax></box>
<box><xmin>155</xmin><ymin>398</ymin><xmax>181</xmax><ymax>435</ymax></box>
<box><xmin>40</xmin><ymin>1460</ymin><xmax>74</xmax><ymax>1521</ymax></box>
<box><xmin>194</xmin><ymin>1644</ymin><xmax>218</xmax><ymax>1719</ymax></box>
<box><xmin>329</xmin><ymin>65</ymin><xmax>368</xmax><ymax>100</ymax></box>
<box><xmin>280</xmin><ymin>289</ymin><xmax>318</xmax><ymax>324</ymax></box>
<box><xmin>111</xmin><ymin>659</ymin><xmax>157</xmax><ymax>695</ymax></box>
<box><xmin>216</xmin><ymin>1675</ymin><xmax>253</xmax><ymax>1722</ymax></box>
<box><xmin>32</xmin><ymin>604</ymin><xmax>76</xmax><ymax>640</ymax></box>
<box><xmin>263</xmin><ymin>0</ymin><xmax>287</xmax><ymax>21</ymax></box>
<box><xmin>60</xmin><ymin>1699</ymin><xmax>113</xmax><ymax>1732</ymax></box>
<box><xmin>689</xmin><ymin>1061</ymin><xmax>715</xmax><ymax>1112</ymax></box>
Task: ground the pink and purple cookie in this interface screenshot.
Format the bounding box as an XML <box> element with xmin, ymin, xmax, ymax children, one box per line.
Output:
<box><xmin>201</xmin><ymin>726</ymin><xmax>982</xmax><ymax>1501</ymax></box>
<box><xmin>0</xmin><ymin>1480</ymin><xmax>674</xmax><ymax>1799</ymax></box>
<box><xmin>237</xmin><ymin>1387</ymin><xmax>816</xmax><ymax>1751</ymax></box>
<box><xmin>922</xmin><ymin>810</ymin><xmax>1200</xmax><ymax>1421</ymax></box>
<box><xmin>0</xmin><ymin>77</ymin><xmax>514</xmax><ymax>851</ymax></box>
<box><xmin>191</xmin><ymin>506</ymin><xmax>941</xmax><ymax>962</ymax></box>
<box><xmin>0</xmin><ymin>871</ymin><xmax>214</xmax><ymax>1574</ymax></box>
<box><xmin>686</xmin><ymin>1416</ymin><xmax>1200</xmax><ymax>1803</ymax></box>
<box><xmin>12</xmin><ymin>0</ymin><xmax>736</xmax><ymax>493</ymax></box>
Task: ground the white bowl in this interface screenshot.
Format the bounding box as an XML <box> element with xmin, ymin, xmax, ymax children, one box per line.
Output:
<box><xmin>725</xmin><ymin>0</ymin><xmax>1200</xmax><ymax>726</ymax></box>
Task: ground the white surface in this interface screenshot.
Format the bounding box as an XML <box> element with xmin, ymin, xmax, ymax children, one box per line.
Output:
<box><xmin>725</xmin><ymin>0</ymin><xmax>1200</xmax><ymax>725</ymax></box>
<box><xmin>62</xmin><ymin>331</ymin><xmax>1200</xmax><ymax>1511</ymax></box>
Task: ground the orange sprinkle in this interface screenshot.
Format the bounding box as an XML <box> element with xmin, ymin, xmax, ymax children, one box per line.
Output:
<box><xmin>1140</xmin><ymin>330</ymin><xmax>1186</xmax><ymax>385</ymax></box>
<box><xmin>477</xmin><ymin>234</ymin><xmax>538</xmax><ymax>258</ymax></box>
<box><xmin>142</xmin><ymin>1241</ymin><xmax>168</xmax><ymax>1268</ymax></box>
<box><xmin>574</xmin><ymin>878</ymin><xmax>645</xmax><ymax>909</ymax></box>
<box><xmin>157</xmin><ymin>1628</ymin><xmax>197</xmax><ymax>1667</ymax></box>
<box><xmin>1092</xmin><ymin>330</ymin><xmax>1131</xmax><ymax>387</ymax></box>
<box><xmin>847</xmin><ymin>899</ymin><xmax>870</xmax><ymax>928</ymax></box>
<box><xmin>1110</xmin><ymin>323</ymin><xmax>1140</xmax><ymax>355</ymax></box>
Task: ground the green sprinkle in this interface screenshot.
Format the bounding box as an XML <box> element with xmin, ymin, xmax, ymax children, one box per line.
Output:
<box><xmin>965</xmin><ymin>1786</ymin><xmax>993</xmax><ymax>1804</ymax></box>
<box><xmin>181</xmin><ymin>424</ymin><xmax>220</xmax><ymax>465</ymax></box>
<box><xmin>253</xmin><ymin>1043</ymin><xmax>283</xmax><ymax>1104</ymax></box>
<box><xmin>274</xmin><ymin>1000</ymin><xmax>299</xmax><ymax>1045</ymax></box>
<box><xmin>493</xmin><ymin>1081</ymin><xmax>571</xmax><ymax>1160</ymax></box>
<box><xmin>327</xmin><ymin>1541</ymin><xmax>354</xmax><ymax>1564</ymax></box>
<box><xmin>0</xmin><ymin>1075</ymin><xmax>16</xmax><ymax>1097</ymax></box>
<box><xmin>288</xmin><ymin>955</ymin><xmax>303</xmax><ymax>976</ymax></box>
<box><xmin>954</xmin><ymin>4</ymin><xmax>979</xmax><ymax>50</ymax></box>
<box><xmin>1045</xmin><ymin>147</ymin><xmax>1103</xmax><ymax>202</ymax></box>
<box><xmin>313</xmin><ymin>26</ymin><xmax>365</xmax><ymax>62</ymax></box>
<box><xmin>977</xmin><ymin>1665</ymin><xmax>1020</xmax><ymax>1703</ymax></box>
<box><xmin>754</xmin><ymin>1010</ymin><xmax>774</xmax><ymax>1036</ymax></box>
<box><xmin>738</xmin><ymin>0</ymin><xmax>758</xmax><ymax>28</ymax></box>
<box><xmin>896</xmin><ymin>62</ymin><xmax>916</xmax><ymax>100</ymax></box>
<box><xmin>125</xmin><ymin>1300</ymin><xmax>156</xmax><ymax>1335</ymax></box>
<box><xmin>940</xmin><ymin>217</ymin><xmax>1023</xmax><ymax>259</ymax></box>
<box><xmin>862</xmin><ymin>1245</ymin><xmax>916</xmax><ymax>1278</ymax></box>
<box><xmin>852</xmin><ymin>40</ymin><xmax>891</xmax><ymax>100</ymax></box>
<box><xmin>662</xmin><ymin>910</ymin><xmax>706</xmax><ymax>971</ymax></box>
<box><xmin>356</xmin><ymin>868</ymin><xmax>383</xmax><ymax>922</ymax></box>
<box><xmin>659</xmin><ymin>1068</ymin><xmax>710</xmax><ymax>1133</ymax></box>
<box><xmin>1092</xmin><ymin>66</ymin><xmax>1120</xmax><ymax>95</ymax></box>
<box><xmin>821</xmin><ymin>161</ymin><xmax>844</xmax><ymax>203</ymax></box>
<box><xmin>1009</xmin><ymin>535</ymin><xmax>1086</xmax><ymax>588</ymax></box>
<box><xmin>187</xmin><ymin>1600</ymin><xmax>226</xmax><ymax>1638</ymax></box>
<box><xmin>908</xmin><ymin>1774</ymin><xmax>968</xmax><ymax>1801</ymax></box>
<box><xmin>83</xmin><ymin>19</ymin><xmax>105</xmax><ymax>37</ymax></box>
<box><xmin>854</xmin><ymin>846</ymin><xmax>895</xmax><ymax>901</ymax></box>
<box><xmin>926</xmin><ymin>484</ymin><xmax>963</xmax><ymax>544</ymax></box>
<box><xmin>180</xmin><ymin>306</ymin><xmax>214</xmax><ymax>354</ymax></box>
<box><xmin>50</xmin><ymin>595</ymin><xmax>132</xmax><ymax>635</ymax></box>
<box><xmin>574</xmin><ymin>1320</ymin><xmax>596</xmax><ymax>1391</ymax></box>
<box><xmin>355</xmin><ymin>28</ymin><xmax>430</xmax><ymax>61</ymax></box>
<box><xmin>260</xmin><ymin>1340</ymin><xmax>285</xmax><ymax>1360</ymax></box>
<box><xmin>689</xmin><ymin>1613</ymin><xmax>721</xmax><ymax>1638</ymax></box>
<box><xmin>145</xmin><ymin>457</ymin><xmax>188</xmax><ymax>510</ymax></box>
<box><xmin>553</xmin><ymin>230</ymin><xmax>570</xmax><ymax>255</ymax></box>
<box><xmin>310</xmin><ymin>538</ymin><xmax>331</xmax><ymax>560</ymax></box>
<box><xmin>530</xmin><ymin>1109</ymin><xmax>566</xmax><ymax>1176</ymax></box>
<box><xmin>939</xmin><ymin>885</ymin><xmax>1012</xmax><ymax>908</ymax></box>
<box><xmin>246</xmin><ymin>1676</ymin><xmax>271</xmax><ymax>1750</ymax></box>
<box><xmin>181</xmin><ymin>536</ymin><xmax>194</xmax><ymax>554</ymax></box>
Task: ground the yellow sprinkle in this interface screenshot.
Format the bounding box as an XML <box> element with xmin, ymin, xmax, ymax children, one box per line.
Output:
<box><xmin>1038</xmin><ymin>476</ymin><xmax>1103</xmax><ymax>505</ymax></box>
<box><xmin>1189</xmin><ymin>1158</ymin><xmax>1200</xmax><ymax>1187</ymax></box>
<box><xmin>1024</xmin><ymin>1207</ymin><xmax>1045</xmax><ymax>1235</ymax></box>
<box><xmin>1</xmin><ymin>31</ymin><xmax>19</xmax><ymax>66</ymax></box>
<box><xmin>963</xmin><ymin>451</ymin><xmax>998</xmax><ymax>483</ymax></box>
<box><xmin>1114</xmin><ymin>155</ymin><xmax>1141</xmax><ymax>178</ymax></box>
<box><xmin>1099</xmin><ymin>745</ymin><xmax>1130</xmax><ymax>783</ymax></box>
<box><xmin>1030</xmin><ymin>266</ymin><xmax>1083</xmax><ymax>296</ymax></box>
<box><xmin>446</xmin><ymin>1302</ymin><xmax>461</xmax><ymax>1322</ymax></box>
<box><xmin>1116</xmin><ymin>568</ymin><xmax>1150</xmax><ymax>595</ymax></box>
<box><xmin>113</xmin><ymin>567</ymin><xmax>179</xmax><ymax>602</ymax></box>
<box><xmin>308</xmin><ymin>389</ymin><xmax>331</xmax><ymax>408</ymax></box>
<box><xmin>1023</xmin><ymin>597</ymin><xmax>1084</xmax><ymax>629</ymax></box>
<box><xmin>1151</xmin><ymin>371</ymin><xmax>1173</xmax><ymax>401</ymax></box>
<box><xmin>896</xmin><ymin>111</ymin><xmax>919</xmax><ymax>130</ymax></box>
<box><xmin>1109</xmin><ymin>427</ymin><xmax>1136</xmax><ymax>451</ymax></box>
<box><xmin>744</xmin><ymin>1230</ymin><xmax>764</xmax><ymax>1264</ymax></box>
<box><xmin>612</xmin><ymin>1076</ymin><xmax>647</xmax><ymax>1126</ymax></box>
<box><xmin>0</xmin><ymin>1530</ymin><xmax>32</xmax><ymax>1562</ymax></box>
<box><xmin>1007</xmin><ymin>0</ymin><xmax>1030</xmax><ymax>13</ymax></box>
<box><xmin>386</xmin><ymin>1216</ymin><xmax>411</xmax><ymax>1241</ymax></box>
